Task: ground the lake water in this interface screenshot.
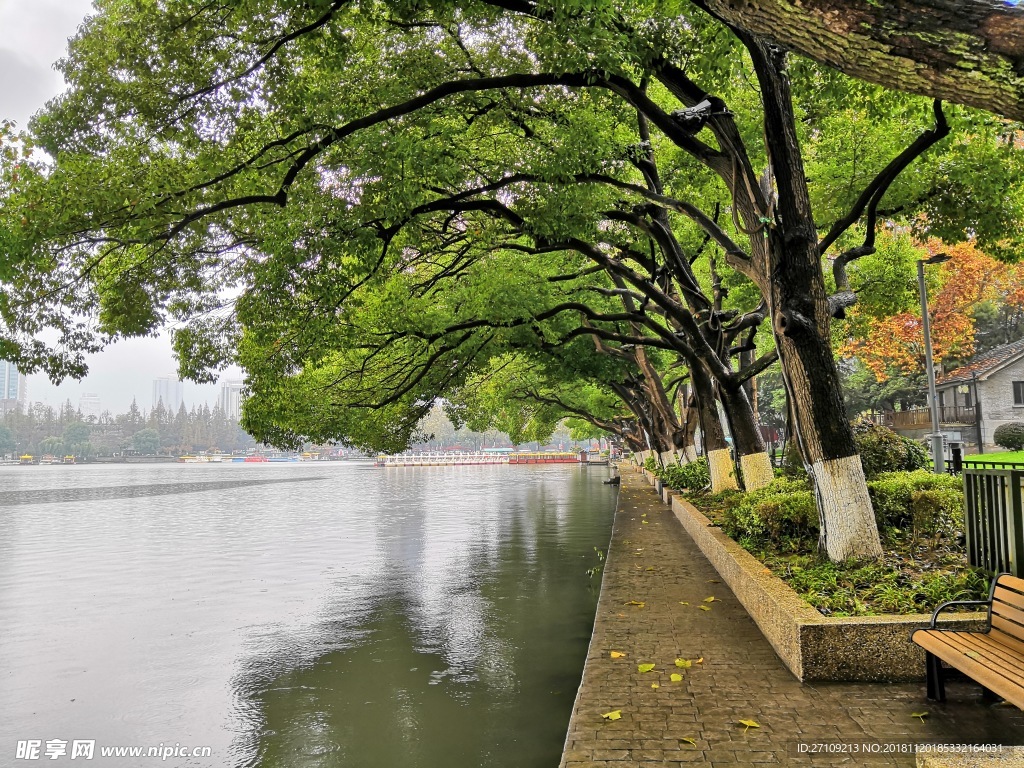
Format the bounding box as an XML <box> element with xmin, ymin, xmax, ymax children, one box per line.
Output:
<box><xmin>0</xmin><ymin>462</ymin><xmax>617</xmax><ymax>767</ymax></box>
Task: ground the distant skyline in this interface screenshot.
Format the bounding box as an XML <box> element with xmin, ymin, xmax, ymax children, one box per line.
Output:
<box><xmin>1</xmin><ymin>1</ymin><xmax>242</xmax><ymax>413</ymax></box>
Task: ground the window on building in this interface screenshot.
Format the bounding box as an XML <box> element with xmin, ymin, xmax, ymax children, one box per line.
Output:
<box><xmin>1015</xmin><ymin>381</ymin><xmax>1024</xmax><ymax>406</ymax></box>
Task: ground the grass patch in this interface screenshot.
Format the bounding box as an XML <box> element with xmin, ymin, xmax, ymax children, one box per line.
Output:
<box><xmin>684</xmin><ymin>473</ymin><xmax>990</xmax><ymax>617</ymax></box>
<box><xmin>962</xmin><ymin>450</ymin><xmax>1024</xmax><ymax>465</ymax></box>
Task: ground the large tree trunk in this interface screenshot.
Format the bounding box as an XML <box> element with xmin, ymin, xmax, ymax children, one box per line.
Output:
<box><xmin>697</xmin><ymin>0</ymin><xmax>1024</xmax><ymax>120</ymax></box>
<box><xmin>746</xmin><ymin>37</ymin><xmax>884</xmax><ymax>561</ymax></box>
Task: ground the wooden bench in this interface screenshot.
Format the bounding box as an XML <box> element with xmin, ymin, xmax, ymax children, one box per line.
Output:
<box><xmin>911</xmin><ymin>573</ymin><xmax>1024</xmax><ymax>709</ymax></box>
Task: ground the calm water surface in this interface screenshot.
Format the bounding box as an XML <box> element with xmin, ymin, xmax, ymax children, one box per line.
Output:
<box><xmin>0</xmin><ymin>462</ymin><xmax>616</xmax><ymax>767</ymax></box>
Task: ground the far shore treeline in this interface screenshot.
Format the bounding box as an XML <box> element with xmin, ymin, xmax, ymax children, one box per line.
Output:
<box><xmin>0</xmin><ymin>400</ymin><xmax>257</xmax><ymax>459</ymax></box>
<box><xmin>0</xmin><ymin>400</ymin><xmax>573</xmax><ymax>460</ymax></box>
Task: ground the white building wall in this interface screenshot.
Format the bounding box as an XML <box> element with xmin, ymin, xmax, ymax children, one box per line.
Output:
<box><xmin>0</xmin><ymin>361</ymin><xmax>27</xmax><ymax>414</ymax></box>
<box><xmin>218</xmin><ymin>381</ymin><xmax>244</xmax><ymax>421</ymax></box>
<box><xmin>152</xmin><ymin>377</ymin><xmax>184</xmax><ymax>412</ymax></box>
<box><xmin>978</xmin><ymin>356</ymin><xmax>1024</xmax><ymax>445</ymax></box>
<box><xmin>79</xmin><ymin>393</ymin><xmax>102</xmax><ymax>420</ymax></box>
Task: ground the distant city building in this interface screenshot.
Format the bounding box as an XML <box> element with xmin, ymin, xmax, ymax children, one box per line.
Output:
<box><xmin>152</xmin><ymin>376</ymin><xmax>185</xmax><ymax>412</ymax></box>
<box><xmin>218</xmin><ymin>380</ymin><xmax>245</xmax><ymax>421</ymax></box>
<box><xmin>0</xmin><ymin>360</ymin><xmax>27</xmax><ymax>415</ymax></box>
<box><xmin>79</xmin><ymin>392</ymin><xmax>102</xmax><ymax>420</ymax></box>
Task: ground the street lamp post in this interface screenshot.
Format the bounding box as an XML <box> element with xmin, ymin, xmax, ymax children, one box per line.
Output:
<box><xmin>917</xmin><ymin>253</ymin><xmax>950</xmax><ymax>474</ymax></box>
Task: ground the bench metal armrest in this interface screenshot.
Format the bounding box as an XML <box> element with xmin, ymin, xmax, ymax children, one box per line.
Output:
<box><xmin>928</xmin><ymin>600</ymin><xmax>990</xmax><ymax>628</ymax></box>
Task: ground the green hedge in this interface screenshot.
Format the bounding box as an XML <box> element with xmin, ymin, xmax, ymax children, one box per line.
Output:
<box><xmin>783</xmin><ymin>422</ymin><xmax>930</xmax><ymax>480</ymax></box>
<box><xmin>718</xmin><ymin>478</ymin><xmax>817</xmax><ymax>549</ymax></box>
<box><xmin>715</xmin><ymin>470</ymin><xmax>964</xmax><ymax>550</ymax></box>
<box><xmin>658</xmin><ymin>458</ymin><xmax>710</xmax><ymax>491</ymax></box>
<box><xmin>868</xmin><ymin>470</ymin><xmax>963</xmax><ymax>537</ymax></box>
<box><xmin>994</xmin><ymin>422</ymin><xmax>1024</xmax><ymax>451</ymax></box>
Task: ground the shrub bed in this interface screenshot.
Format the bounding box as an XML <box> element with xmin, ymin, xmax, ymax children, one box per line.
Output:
<box><xmin>658</xmin><ymin>457</ymin><xmax>710</xmax><ymax>491</ymax></box>
<box><xmin>683</xmin><ymin>471</ymin><xmax>989</xmax><ymax>617</ymax></box>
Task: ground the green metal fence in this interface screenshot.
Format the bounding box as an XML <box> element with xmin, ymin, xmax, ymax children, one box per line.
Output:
<box><xmin>963</xmin><ymin>468</ymin><xmax>1024</xmax><ymax>577</ymax></box>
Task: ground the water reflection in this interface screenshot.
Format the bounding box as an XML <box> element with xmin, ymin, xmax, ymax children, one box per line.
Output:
<box><xmin>0</xmin><ymin>463</ymin><xmax>615</xmax><ymax>768</ymax></box>
<box><xmin>235</xmin><ymin>466</ymin><xmax>614</xmax><ymax>768</ymax></box>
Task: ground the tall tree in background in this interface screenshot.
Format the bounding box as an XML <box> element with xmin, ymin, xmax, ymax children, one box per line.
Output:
<box><xmin>843</xmin><ymin>238</ymin><xmax>1024</xmax><ymax>380</ymax></box>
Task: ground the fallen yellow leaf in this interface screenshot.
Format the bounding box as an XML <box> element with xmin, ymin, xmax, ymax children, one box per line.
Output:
<box><xmin>645</xmin><ymin>567</ymin><xmax>655</xmax><ymax>571</ymax></box>
<box><xmin>738</xmin><ymin>719</ymin><xmax>760</xmax><ymax>731</ymax></box>
<box><xmin>651</xmin><ymin>683</ymin><xmax>659</xmax><ymax>689</ymax></box>
<box><xmin>681</xmin><ymin>737</ymin><xmax>697</xmax><ymax>746</ymax></box>
<box><xmin>675</xmin><ymin>658</ymin><xmax>692</xmax><ymax>668</ymax></box>
<box><xmin>670</xmin><ymin>673</ymin><xmax>683</xmax><ymax>682</ymax></box>
<box><xmin>678</xmin><ymin>601</ymin><xmax>690</xmax><ymax>605</ymax></box>
<box><xmin>699</xmin><ymin>605</ymin><xmax>711</xmax><ymax>611</ymax></box>
<box><xmin>637</xmin><ymin>663</ymin><xmax>656</xmax><ymax>673</ymax></box>
<box><xmin>911</xmin><ymin>711</ymin><xmax>929</xmax><ymax>721</ymax></box>
<box><xmin>624</xmin><ymin>600</ymin><xmax>645</xmax><ymax>607</ymax></box>
<box><xmin>642</xmin><ymin>520</ymin><xmax>649</xmax><ymax>525</ymax></box>
<box><xmin>696</xmin><ymin>657</ymin><xmax>704</xmax><ymax>664</ymax></box>
<box><xmin>703</xmin><ymin>596</ymin><xmax>719</xmax><ymax>603</ymax></box>
<box><xmin>610</xmin><ymin>651</ymin><xmax>626</xmax><ymax>659</ymax></box>
<box><xmin>601</xmin><ymin>710</ymin><xmax>622</xmax><ymax>721</ymax></box>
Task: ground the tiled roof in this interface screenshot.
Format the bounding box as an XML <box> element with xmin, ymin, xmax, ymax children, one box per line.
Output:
<box><xmin>936</xmin><ymin>337</ymin><xmax>1024</xmax><ymax>387</ymax></box>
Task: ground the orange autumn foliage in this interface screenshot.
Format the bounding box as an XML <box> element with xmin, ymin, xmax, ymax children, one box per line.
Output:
<box><xmin>842</xmin><ymin>240</ymin><xmax>1020</xmax><ymax>380</ymax></box>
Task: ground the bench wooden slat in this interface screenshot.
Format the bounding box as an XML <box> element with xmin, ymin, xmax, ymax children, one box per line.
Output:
<box><xmin>995</xmin><ymin>606</ymin><xmax>1024</xmax><ymax>638</ymax></box>
<box><xmin>993</xmin><ymin>598</ymin><xmax>1024</xmax><ymax>635</ymax></box>
<box><xmin>992</xmin><ymin>614</ymin><xmax>1024</xmax><ymax>644</ymax></box>
<box><xmin>992</xmin><ymin>627</ymin><xmax>1024</xmax><ymax>658</ymax></box>
<box><xmin>994</xmin><ymin>585</ymin><xmax>1024</xmax><ymax>610</ymax></box>
<box><xmin>995</xmin><ymin>574</ymin><xmax>1024</xmax><ymax>595</ymax></box>
<box><xmin>956</xmin><ymin>633</ymin><xmax>1024</xmax><ymax>676</ymax></box>
<box><xmin>917</xmin><ymin>630</ymin><xmax>1024</xmax><ymax>681</ymax></box>
<box><xmin>913</xmin><ymin>631</ymin><xmax>1024</xmax><ymax>709</ymax></box>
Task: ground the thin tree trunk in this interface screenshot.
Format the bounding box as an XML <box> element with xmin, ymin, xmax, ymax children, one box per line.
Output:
<box><xmin>691</xmin><ymin>361</ymin><xmax>737</xmax><ymax>492</ymax></box>
<box><xmin>720</xmin><ymin>384</ymin><xmax>773</xmax><ymax>491</ymax></box>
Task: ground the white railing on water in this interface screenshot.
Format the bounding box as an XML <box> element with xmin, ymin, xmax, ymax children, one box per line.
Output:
<box><xmin>375</xmin><ymin>451</ymin><xmax>509</xmax><ymax>467</ymax></box>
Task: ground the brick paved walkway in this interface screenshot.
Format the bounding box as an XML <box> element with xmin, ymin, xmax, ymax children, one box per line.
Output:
<box><xmin>560</xmin><ymin>468</ymin><xmax>1024</xmax><ymax>767</ymax></box>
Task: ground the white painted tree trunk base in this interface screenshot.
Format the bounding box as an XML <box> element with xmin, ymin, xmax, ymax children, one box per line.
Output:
<box><xmin>682</xmin><ymin>446</ymin><xmax>698</xmax><ymax>463</ymax></box>
<box><xmin>811</xmin><ymin>455</ymin><xmax>883</xmax><ymax>561</ymax></box>
<box><xmin>660</xmin><ymin>450</ymin><xmax>676</xmax><ymax>467</ymax></box>
<box><xmin>740</xmin><ymin>452</ymin><xmax>774</xmax><ymax>491</ymax></box>
<box><xmin>708</xmin><ymin>448</ymin><xmax>739</xmax><ymax>492</ymax></box>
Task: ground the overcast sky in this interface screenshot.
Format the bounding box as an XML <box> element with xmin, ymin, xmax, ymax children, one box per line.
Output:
<box><xmin>2</xmin><ymin>0</ymin><xmax>237</xmax><ymax>414</ymax></box>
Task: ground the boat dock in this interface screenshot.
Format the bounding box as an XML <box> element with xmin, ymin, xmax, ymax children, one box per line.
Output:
<box><xmin>375</xmin><ymin>451</ymin><xmax>596</xmax><ymax>467</ymax></box>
